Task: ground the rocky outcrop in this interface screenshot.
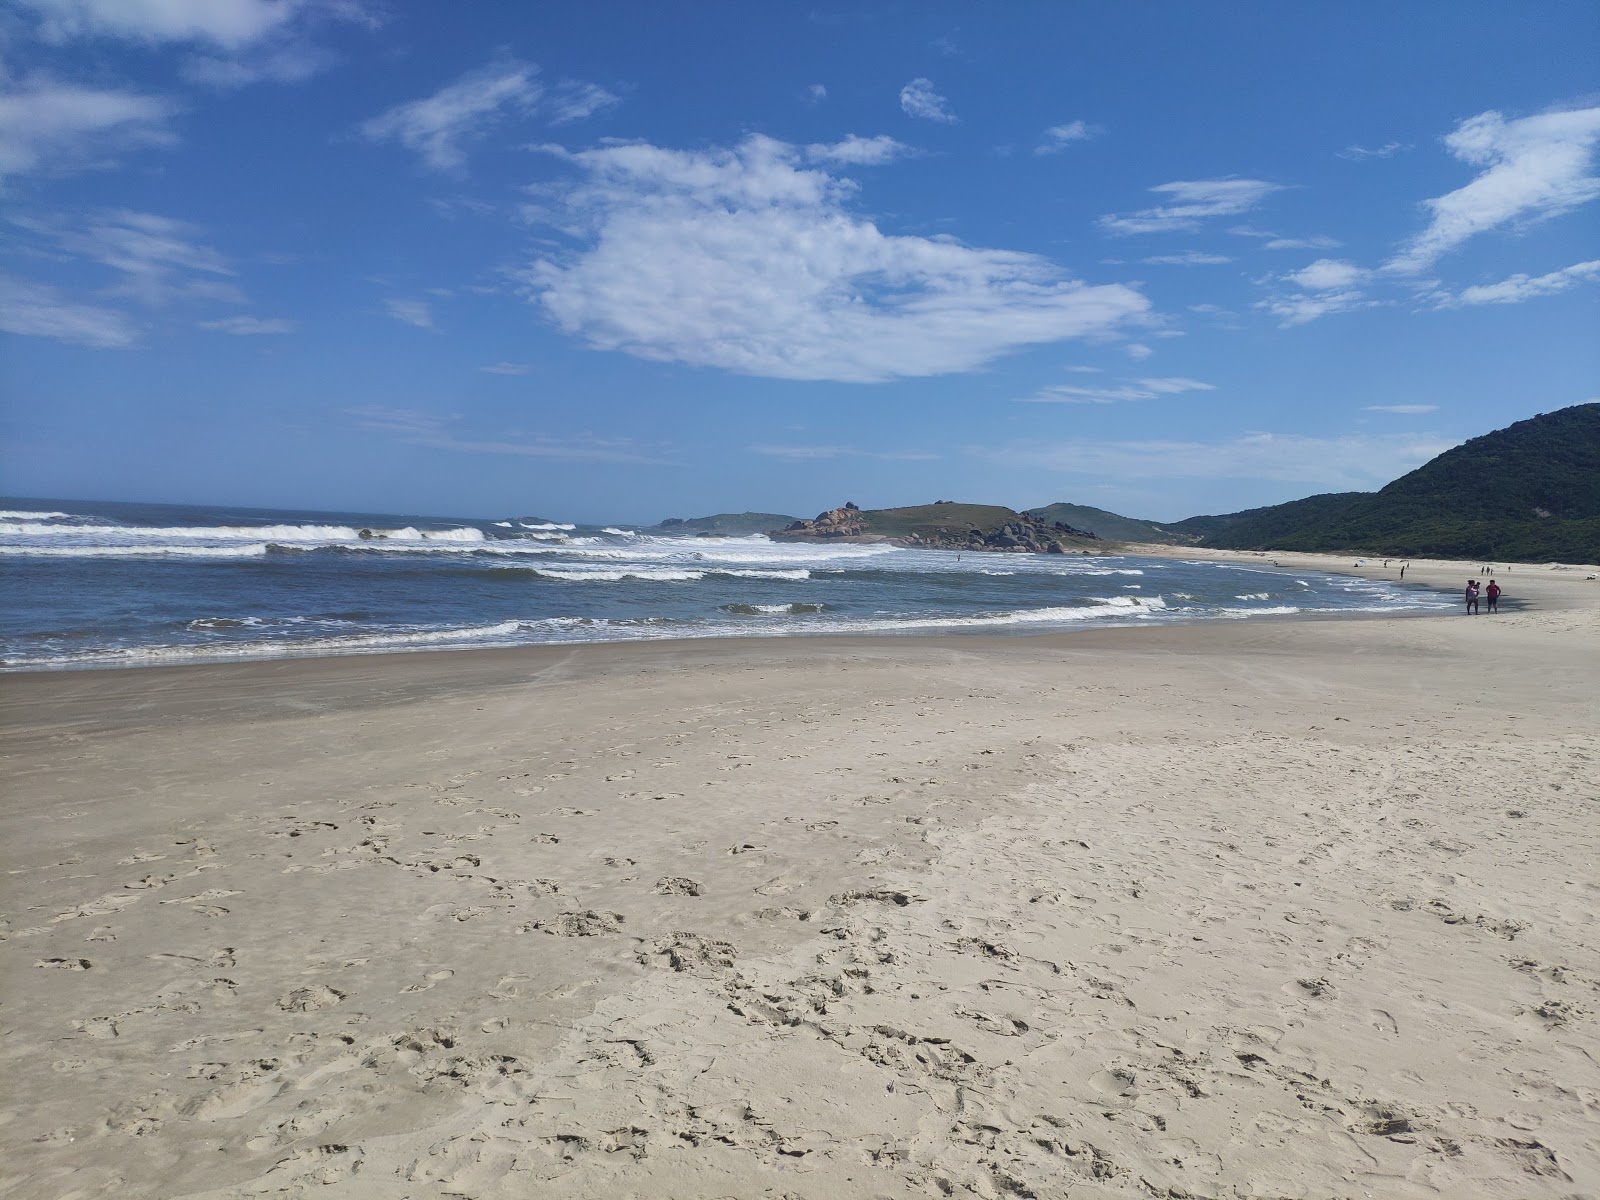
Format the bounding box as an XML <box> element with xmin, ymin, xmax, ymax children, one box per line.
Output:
<box><xmin>904</xmin><ymin>515</ymin><xmax>1098</xmax><ymax>554</ymax></box>
<box><xmin>778</xmin><ymin>507</ymin><xmax>871</xmax><ymax>540</ymax></box>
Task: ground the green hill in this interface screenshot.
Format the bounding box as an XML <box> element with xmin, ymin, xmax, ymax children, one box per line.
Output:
<box><xmin>1025</xmin><ymin>502</ymin><xmax>1197</xmax><ymax>545</ymax></box>
<box><xmin>1170</xmin><ymin>404</ymin><xmax>1600</xmax><ymax>562</ymax></box>
<box><xmin>773</xmin><ymin>501</ymin><xmax>1103</xmax><ymax>552</ymax></box>
<box><xmin>650</xmin><ymin>512</ymin><xmax>799</xmax><ymax>536</ymax></box>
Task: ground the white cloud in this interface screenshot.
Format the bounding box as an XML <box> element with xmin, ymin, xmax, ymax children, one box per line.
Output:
<box><xmin>547</xmin><ymin>80</ymin><xmax>620</xmax><ymax>125</ymax></box>
<box><xmin>1364</xmin><ymin>404</ymin><xmax>1439</xmax><ymax>414</ymax></box>
<box><xmin>346</xmin><ymin>405</ymin><xmax>667</xmax><ymax>463</ymax></box>
<box><xmin>1123</xmin><ymin>342</ymin><xmax>1153</xmax><ymax>360</ymax></box>
<box><xmin>805</xmin><ymin>83</ymin><xmax>828</xmax><ymax>105</ymax></box>
<box><xmin>974</xmin><ymin>431</ymin><xmax>1457</xmax><ymax>489</ymax></box>
<box><xmin>0</xmin><ymin>270</ymin><xmax>136</xmax><ymax>347</ymax></box>
<box><xmin>1445</xmin><ymin>258</ymin><xmax>1600</xmax><ymax>306</ymax></box>
<box><xmin>1258</xmin><ymin>289</ymin><xmax>1372</xmax><ymax>327</ymax></box>
<box><xmin>1034</xmin><ymin>120</ymin><xmax>1097</xmax><ymax>155</ymax></box>
<box><xmin>19</xmin><ymin>0</ymin><xmax>313</xmax><ymax>47</ymax></box>
<box><xmin>1340</xmin><ymin>142</ymin><xmax>1409</xmax><ymax>160</ymax></box>
<box><xmin>1019</xmin><ymin>376</ymin><xmax>1215</xmax><ymax>405</ymax></box>
<box><xmin>899</xmin><ymin>78</ymin><xmax>955</xmax><ymax>123</ymax></box>
<box><xmin>479</xmin><ymin>361</ymin><xmax>531</xmax><ymax>374</ymax></box>
<box><xmin>805</xmin><ymin>134</ymin><xmax>908</xmax><ymax>165</ymax></box>
<box><xmin>750</xmin><ymin>443</ymin><xmax>939</xmax><ymax>461</ymax></box>
<box><xmin>1388</xmin><ymin>105</ymin><xmax>1600</xmax><ymax>273</ymax></box>
<box><xmin>362</xmin><ymin>61</ymin><xmax>541</xmax><ymax>171</ymax></box>
<box><xmin>523</xmin><ymin>134</ymin><xmax>1149</xmax><ymax>384</ymax></box>
<box><xmin>384</xmin><ymin>298</ymin><xmax>434</xmax><ymax>328</ymax></box>
<box><xmin>1142</xmin><ymin>251</ymin><xmax>1232</xmax><ymax>266</ymax></box>
<box><xmin>1101</xmin><ymin>179</ymin><xmax>1282</xmax><ymax>235</ymax></box>
<box><xmin>199</xmin><ymin>314</ymin><xmax>295</xmax><ymax>334</ymax></box>
<box><xmin>0</xmin><ymin>76</ymin><xmax>177</xmax><ymax>181</ymax></box>
<box><xmin>1285</xmin><ymin>258</ymin><xmax>1366</xmax><ymax>290</ymax></box>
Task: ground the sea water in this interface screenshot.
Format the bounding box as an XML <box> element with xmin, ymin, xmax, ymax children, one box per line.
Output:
<box><xmin>0</xmin><ymin>498</ymin><xmax>1457</xmax><ymax>670</ymax></box>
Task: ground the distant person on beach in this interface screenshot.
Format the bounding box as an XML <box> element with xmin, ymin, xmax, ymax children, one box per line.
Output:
<box><xmin>1465</xmin><ymin>580</ymin><xmax>1480</xmax><ymax>614</ymax></box>
<box><xmin>1486</xmin><ymin>579</ymin><xmax>1501</xmax><ymax>613</ymax></box>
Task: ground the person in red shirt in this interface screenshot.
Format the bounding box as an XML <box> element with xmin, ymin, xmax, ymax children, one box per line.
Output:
<box><xmin>1486</xmin><ymin>578</ymin><xmax>1501</xmax><ymax>613</ymax></box>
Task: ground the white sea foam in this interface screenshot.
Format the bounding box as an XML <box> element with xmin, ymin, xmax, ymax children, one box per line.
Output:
<box><xmin>25</xmin><ymin>619</ymin><xmax>532</xmax><ymax>668</ymax></box>
<box><xmin>0</xmin><ymin>510</ymin><xmax>71</xmax><ymax>520</ymax></box>
<box><xmin>1235</xmin><ymin>592</ymin><xmax>1271</xmax><ymax>600</ymax></box>
<box><xmin>0</xmin><ymin>521</ymin><xmax>484</xmax><ymax>543</ymax></box>
<box><xmin>492</xmin><ymin>521</ymin><xmax>513</xmax><ymax>527</ymax></box>
<box><xmin>0</xmin><ymin>543</ymin><xmax>271</xmax><ymax>558</ymax></box>
<box><xmin>535</xmin><ymin>568</ymin><xmax>708</xmax><ymax>582</ymax></box>
<box><xmin>520</xmin><ymin>522</ymin><xmax>575</xmax><ymax>531</ymax></box>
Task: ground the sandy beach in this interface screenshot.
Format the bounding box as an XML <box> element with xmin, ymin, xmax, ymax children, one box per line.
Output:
<box><xmin>3</xmin><ymin>555</ymin><xmax>1597</xmax><ymax>1199</ymax></box>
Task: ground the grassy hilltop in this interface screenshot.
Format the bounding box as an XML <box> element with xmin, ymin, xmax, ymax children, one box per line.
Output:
<box><xmin>771</xmin><ymin>502</ymin><xmax>1103</xmax><ymax>553</ymax></box>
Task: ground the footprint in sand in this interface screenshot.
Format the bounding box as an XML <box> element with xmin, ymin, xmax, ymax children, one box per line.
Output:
<box><xmin>36</xmin><ymin>957</ymin><xmax>92</xmax><ymax>970</ymax></box>
<box><xmin>654</xmin><ymin>876</ymin><xmax>703</xmax><ymax>896</ymax></box>
<box><xmin>401</xmin><ymin>969</ymin><xmax>455</xmax><ymax>993</ymax></box>
<box><xmin>276</xmin><ymin>984</ymin><xmax>346</xmax><ymax>1012</ymax></box>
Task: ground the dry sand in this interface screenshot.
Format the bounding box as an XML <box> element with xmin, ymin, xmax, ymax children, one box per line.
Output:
<box><xmin>2</xmin><ymin>556</ymin><xmax>1597</xmax><ymax>1199</ymax></box>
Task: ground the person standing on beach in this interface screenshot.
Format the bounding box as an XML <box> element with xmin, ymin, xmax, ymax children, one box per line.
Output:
<box><xmin>1465</xmin><ymin>580</ymin><xmax>1480</xmax><ymax>614</ymax></box>
<box><xmin>1486</xmin><ymin>578</ymin><xmax>1501</xmax><ymax>613</ymax></box>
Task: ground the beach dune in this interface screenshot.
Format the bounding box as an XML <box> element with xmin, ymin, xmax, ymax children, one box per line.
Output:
<box><xmin>3</xmin><ymin>557</ymin><xmax>1597</xmax><ymax>1199</ymax></box>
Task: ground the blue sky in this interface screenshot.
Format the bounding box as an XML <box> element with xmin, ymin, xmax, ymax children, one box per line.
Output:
<box><xmin>2</xmin><ymin>1</ymin><xmax>1597</xmax><ymax>523</ymax></box>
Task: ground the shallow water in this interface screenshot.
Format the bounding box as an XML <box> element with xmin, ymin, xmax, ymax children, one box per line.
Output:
<box><xmin>1</xmin><ymin>497</ymin><xmax>1456</xmax><ymax>669</ymax></box>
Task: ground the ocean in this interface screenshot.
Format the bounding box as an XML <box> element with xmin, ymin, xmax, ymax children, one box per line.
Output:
<box><xmin>0</xmin><ymin>498</ymin><xmax>1457</xmax><ymax>670</ymax></box>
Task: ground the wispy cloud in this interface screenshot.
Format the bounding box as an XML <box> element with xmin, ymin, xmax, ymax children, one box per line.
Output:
<box><xmin>1123</xmin><ymin>343</ymin><xmax>1153</xmax><ymax>361</ymax></box>
<box><xmin>1284</xmin><ymin>258</ymin><xmax>1366</xmax><ymax>291</ymax></box>
<box><xmin>362</xmin><ymin>60</ymin><xmax>542</xmax><ymax>171</ymax></box>
<box><xmin>749</xmin><ymin>443</ymin><xmax>939</xmax><ymax>461</ymax></box>
<box><xmin>19</xmin><ymin>0</ymin><xmax>314</xmax><ymax>48</ymax></box>
<box><xmin>1142</xmin><ymin>251</ymin><xmax>1232</xmax><ymax>266</ymax></box>
<box><xmin>1019</xmin><ymin>376</ymin><xmax>1215</xmax><ymax>405</ymax></box>
<box><xmin>1258</xmin><ymin>289</ymin><xmax>1373</xmax><ymax>327</ymax></box>
<box><xmin>199</xmin><ymin>315</ymin><xmax>296</xmax><ymax>334</ymax></box>
<box><xmin>1339</xmin><ymin>141</ymin><xmax>1409</xmax><ymax>161</ymax></box>
<box><xmin>1230</xmin><ymin>227</ymin><xmax>1341</xmax><ymax>250</ymax></box>
<box><xmin>384</xmin><ymin>298</ymin><xmax>434</xmax><ymax>329</ymax></box>
<box><xmin>346</xmin><ymin>405</ymin><xmax>668</xmax><ymax>463</ymax></box>
<box><xmin>523</xmin><ymin>134</ymin><xmax>1149</xmax><ymax>383</ymax></box>
<box><xmin>0</xmin><ymin>270</ymin><xmax>136</xmax><ymax>347</ymax></box>
<box><xmin>1100</xmin><ymin>178</ymin><xmax>1282</xmax><ymax>236</ymax></box>
<box><xmin>1444</xmin><ymin>258</ymin><xmax>1600</xmax><ymax>307</ymax></box>
<box><xmin>1258</xmin><ymin>258</ymin><xmax>1375</xmax><ymax>326</ymax></box>
<box><xmin>478</xmin><ymin>361</ymin><xmax>532</xmax><ymax>375</ymax></box>
<box><xmin>15</xmin><ymin>209</ymin><xmax>242</xmax><ymax>307</ymax></box>
<box><xmin>1388</xmin><ymin>105</ymin><xmax>1600</xmax><ymax>273</ymax></box>
<box><xmin>804</xmin><ymin>83</ymin><xmax>828</xmax><ymax>105</ymax></box>
<box><xmin>899</xmin><ymin>78</ymin><xmax>955</xmax><ymax>123</ymax></box>
<box><xmin>1364</xmin><ymin>404</ymin><xmax>1439</xmax><ymax>414</ymax></box>
<box><xmin>1034</xmin><ymin>120</ymin><xmax>1097</xmax><ymax>155</ymax></box>
<box><xmin>805</xmin><ymin>134</ymin><xmax>908</xmax><ymax>165</ymax></box>
<box><xmin>973</xmin><ymin>431</ymin><xmax>1456</xmax><ymax>489</ymax></box>
<box><xmin>0</xmin><ymin>75</ymin><xmax>177</xmax><ymax>181</ymax></box>
<box><xmin>547</xmin><ymin>80</ymin><xmax>620</xmax><ymax>125</ymax></box>
<box><xmin>181</xmin><ymin>43</ymin><xmax>337</xmax><ymax>89</ymax></box>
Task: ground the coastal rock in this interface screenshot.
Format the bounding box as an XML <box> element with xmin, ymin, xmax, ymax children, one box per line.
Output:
<box><xmin>778</xmin><ymin>507</ymin><xmax>870</xmax><ymax>540</ymax></box>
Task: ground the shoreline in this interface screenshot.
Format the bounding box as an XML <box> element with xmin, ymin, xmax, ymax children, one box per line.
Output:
<box><xmin>3</xmin><ymin>557</ymin><xmax>1596</xmax><ymax>1198</ymax></box>
<box><xmin>1</xmin><ymin>545</ymin><xmax>1523</xmax><ymax>679</ymax></box>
